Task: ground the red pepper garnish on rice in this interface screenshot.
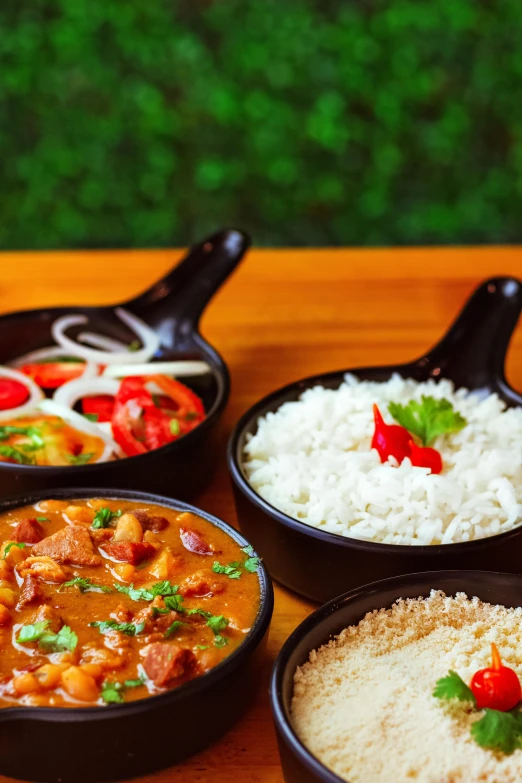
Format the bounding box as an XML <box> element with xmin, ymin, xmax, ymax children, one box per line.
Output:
<box><xmin>407</xmin><ymin>439</ymin><xmax>443</xmax><ymax>474</ymax></box>
<box><xmin>371</xmin><ymin>404</ymin><xmax>412</xmax><ymax>464</ymax></box>
<box><xmin>470</xmin><ymin>643</ymin><xmax>521</xmax><ymax>712</ymax></box>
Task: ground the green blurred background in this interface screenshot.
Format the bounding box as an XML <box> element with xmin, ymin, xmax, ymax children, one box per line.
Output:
<box><xmin>1</xmin><ymin>0</ymin><xmax>521</xmax><ymax>249</ymax></box>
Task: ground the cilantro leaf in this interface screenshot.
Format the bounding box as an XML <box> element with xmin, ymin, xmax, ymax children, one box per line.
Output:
<box><xmin>195</xmin><ymin>644</ymin><xmax>208</xmax><ymax>651</ymax></box>
<box><xmin>124</xmin><ymin>677</ymin><xmax>145</xmax><ymax>688</ymax></box>
<box><xmin>471</xmin><ymin>708</ymin><xmax>522</xmax><ymax>755</ymax></box>
<box><xmin>212</xmin><ymin>561</ymin><xmax>242</xmax><ymax>580</ymax></box>
<box><xmin>433</xmin><ymin>670</ymin><xmax>476</xmax><ymax>704</ymax></box>
<box><xmin>241</xmin><ymin>545</ymin><xmax>255</xmax><ymax>557</ymax></box>
<box><xmin>0</xmin><ymin>445</ymin><xmax>35</xmax><ymax>465</ymax></box>
<box><xmin>0</xmin><ymin>425</ymin><xmax>44</xmax><ymax>449</ymax></box>
<box><xmin>243</xmin><ymin>556</ymin><xmax>260</xmax><ymax>573</ymax></box>
<box><xmin>68</xmin><ymin>452</ymin><xmax>95</xmax><ymax>465</ymax></box>
<box><xmin>39</xmin><ymin>625</ymin><xmax>78</xmax><ymax>652</ymax></box>
<box><xmin>388</xmin><ymin>396</ymin><xmax>467</xmax><ymax>446</ymax></box>
<box><xmin>90</xmin><ymin>620</ymin><xmax>145</xmax><ymax>636</ymax></box>
<box><xmin>114</xmin><ymin>581</ymin><xmax>179</xmax><ymax>602</ymax></box>
<box><xmin>164</xmin><ymin>594</ymin><xmax>185</xmax><ymax>612</ymax></box>
<box><xmin>36</xmin><ymin>516</ymin><xmax>49</xmax><ymax>522</ymax></box>
<box><xmin>101</xmin><ymin>681</ymin><xmax>124</xmax><ymax>704</ymax></box>
<box><xmin>214</xmin><ymin>635</ymin><xmax>228</xmax><ymax>648</ymax></box>
<box><xmin>207</xmin><ymin>615</ymin><xmax>229</xmax><ymax>634</ymax></box>
<box><xmin>60</xmin><ymin>576</ymin><xmax>112</xmax><ymax>594</ymax></box>
<box><xmin>164</xmin><ymin>620</ymin><xmax>188</xmax><ymax>638</ymax></box>
<box><xmin>92</xmin><ymin>507</ymin><xmax>121</xmax><ymax>529</ymax></box>
<box><xmin>17</xmin><ymin>621</ymin><xmax>50</xmax><ymax>644</ymax></box>
<box><xmin>186</xmin><ymin>608</ymin><xmax>211</xmax><ymax>619</ymax></box>
<box><xmin>3</xmin><ymin>541</ymin><xmax>27</xmax><ymax>559</ymax></box>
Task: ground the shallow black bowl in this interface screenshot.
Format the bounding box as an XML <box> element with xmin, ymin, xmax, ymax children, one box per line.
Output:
<box><xmin>228</xmin><ymin>276</ymin><xmax>522</xmax><ymax>603</ymax></box>
<box><xmin>0</xmin><ymin>487</ymin><xmax>273</xmax><ymax>783</ymax></box>
<box><xmin>271</xmin><ymin>569</ymin><xmax>522</xmax><ymax>783</ymax></box>
<box><xmin>0</xmin><ymin>229</ymin><xmax>250</xmax><ymax>499</ymax></box>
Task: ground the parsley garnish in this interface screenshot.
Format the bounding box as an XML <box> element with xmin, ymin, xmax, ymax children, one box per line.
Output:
<box><xmin>186</xmin><ymin>609</ymin><xmax>229</xmax><ymax>646</ymax></box>
<box><xmin>0</xmin><ymin>445</ymin><xmax>35</xmax><ymax>465</ymax></box>
<box><xmin>17</xmin><ymin>621</ymin><xmax>78</xmax><ymax>652</ymax></box>
<box><xmin>433</xmin><ymin>670</ymin><xmax>475</xmax><ymax>703</ymax></box>
<box><xmin>388</xmin><ymin>396</ymin><xmax>467</xmax><ymax>446</ymax></box>
<box><xmin>3</xmin><ymin>541</ymin><xmax>27</xmax><ymax>559</ymax></box>
<box><xmin>212</xmin><ymin>561</ymin><xmax>242</xmax><ymax>579</ymax></box>
<box><xmin>164</xmin><ymin>620</ymin><xmax>188</xmax><ymax>638</ymax></box>
<box><xmin>114</xmin><ymin>581</ymin><xmax>179</xmax><ymax>602</ymax></box>
<box><xmin>90</xmin><ymin>620</ymin><xmax>145</xmax><ymax>636</ymax></box>
<box><xmin>242</xmin><ymin>545</ymin><xmax>260</xmax><ymax>572</ymax></box>
<box><xmin>92</xmin><ymin>507</ymin><xmax>122</xmax><ymax>529</ymax></box>
<box><xmin>101</xmin><ymin>677</ymin><xmax>145</xmax><ymax>704</ymax></box>
<box><xmin>164</xmin><ymin>594</ymin><xmax>185</xmax><ymax>612</ymax></box>
<box><xmin>68</xmin><ymin>452</ymin><xmax>95</xmax><ymax>465</ymax></box>
<box><xmin>0</xmin><ymin>425</ymin><xmax>44</xmax><ymax>449</ymax></box>
<box><xmin>214</xmin><ymin>635</ymin><xmax>228</xmax><ymax>648</ymax></box>
<box><xmin>60</xmin><ymin>576</ymin><xmax>112</xmax><ymax>594</ymax></box>
<box><xmin>471</xmin><ymin>709</ymin><xmax>522</xmax><ymax>755</ymax></box>
<box><xmin>36</xmin><ymin>516</ymin><xmax>49</xmax><ymax>522</ymax></box>
<box><xmin>195</xmin><ymin>644</ymin><xmax>208</xmax><ymax>650</ymax></box>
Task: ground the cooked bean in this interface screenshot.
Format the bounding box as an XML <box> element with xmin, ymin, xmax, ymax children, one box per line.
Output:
<box><xmin>61</xmin><ymin>667</ymin><xmax>99</xmax><ymax>702</ymax></box>
<box><xmin>12</xmin><ymin>672</ymin><xmax>41</xmax><ymax>695</ymax></box>
<box><xmin>37</xmin><ymin>500</ymin><xmax>67</xmax><ymax>513</ymax></box>
<box><xmin>34</xmin><ymin>663</ymin><xmax>71</xmax><ymax>690</ymax></box>
<box><xmin>64</xmin><ymin>505</ymin><xmax>95</xmax><ymax>525</ymax></box>
<box><xmin>148</xmin><ymin>547</ymin><xmax>175</xmax><ymax>580</ymax></box>
<box><xmin>113</xmin><ymin>563</ymin><xmax>135</xmax><ymax>582</ymax></box>
<box><xmin>0</xmin><ymin>587</ymin><xmax>16</xmax><ymax>609</ymax></box>
<box><xmin>80</xmin><ymin>663</ymin><xmax>103</xmax><ymax>681</ymax></box>
<box><xmin>113</xmin><ymin>513</ymin><xmax>143</xmax><ymax>543</ymax></box>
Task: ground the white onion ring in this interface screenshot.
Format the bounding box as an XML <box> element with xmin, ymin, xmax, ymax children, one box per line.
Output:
<box><xmin>51</xmin><ymin>308</ymin><xmax>159</xmax><ymax>365</ymax></box>
<box><xmin>78</xmin><ymin>332</ymin><xmax>128</xmax><ymax>352</ymax></box>
<box><xmin>0</xmin><ymin>366</ymin><xmax>45</xmax><ymax>422</ymax></box>
<box><xmin>38</xmin><ymin>399</ymin><xmax>119</xmax><ymax>455</ymax></box>
<box><xmin>53</xmin><ymin>377</ymin><xmax>120</xmax><ymax>410</ymax></box>
<box><xmin>102</xmin><ymin>361</ymin><xmax>211</xmax><ymax>379</ymax></box>
<box><xmin>9</xmin><ymin>346</ymin><xmax>78</xmax><ymax>368</ymax></box>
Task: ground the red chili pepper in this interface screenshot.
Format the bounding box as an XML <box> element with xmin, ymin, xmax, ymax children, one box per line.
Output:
<box><xmin>0</xmin><ymin>379</ymin><xmax>30</xmax><ymax>410</ymax></box>
<box><xmin>372</xmin><ymin>404</ymin><xmax>412</xmax><ymax>464</ymax></box>
<box><xmin>470</xmin><ymin>643</ymin><xmax>522</xmax><ymax>712</ymax></box>
<box><xmin>20</xmin><ymin>361</ymin><xmax>85</xmax><ymax>389</ymax></box>
<box><xmin>81</xmin><ymin>395</ymin><xmax>115</xmax><ymax>423</ymax></box>
<box><xmin>407</xmin><ymin>440</ymin><xmax>443</xmax><ymax>474</ymax></box>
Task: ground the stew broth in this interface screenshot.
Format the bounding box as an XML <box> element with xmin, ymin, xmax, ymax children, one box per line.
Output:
<box><xmin>0</xmin><ymin>498</ymin><xmax>260</xmax><ymax>707</ymax></box>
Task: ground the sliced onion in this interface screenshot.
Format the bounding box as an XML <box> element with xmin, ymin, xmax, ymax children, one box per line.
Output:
<box><xmin>53</xmin><ymin>377</ymin><xmax>120</xmax><ymax>410</ymax></box>
<box><xmin>9</xmin><ymin>346</ymin><xmax>83</xmax><ymax>368</ymax></box>
<box><xmin>38</xmin><ymin>399</ymin><xmax>119</xmax><ymax>455</ymax></box>
<box><xmin>0</xmin><ymin>366</ymin><xmax>45</xmax><ymax>422</ymax></box>
<box><xmin>102</xmin><ymin>361</ymin><xmax>211</xmax><ymax>379</ymax></box>
<box><xmin>51</xmin><ymin>308</ymin><xmax>159</xmax><ymax>365</ymax></box>
<box><xmin>78</xmin><ymin>332</ymin><xmax>128</xmax><ymax>352</ymax></box>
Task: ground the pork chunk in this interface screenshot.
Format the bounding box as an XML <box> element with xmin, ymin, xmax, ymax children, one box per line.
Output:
<box><xmin>142</xmin><ymin>642</ymin><xmax>194</xmax><ymax>687</ymax></box>
<box><xmin>17</xmin><ymin>556</ymin><xmax>67</xmax><ymax>584</ymax></box>
<box><xmin>32</xmin><ymin>525</ymin><xmax>100</xmax><ymax>567</ymax></box>
<box><xmin>179</xmin><ymin>569</ymin><xmax>226</xmax><ymax>598</ymax></box>
<box><xmin>17</xmin><ymin>576</ymin><xmax>44</xmax><ymax>608</ymax></box>
<box><xmin>12</xmin><ymin>518</ymin><xmax>45</xmax><ymax>544</ymax></box>
<box><xmin>133</xmin><ymin>510</ymin><xmax>169</xmax><ymax>533</ymax></box>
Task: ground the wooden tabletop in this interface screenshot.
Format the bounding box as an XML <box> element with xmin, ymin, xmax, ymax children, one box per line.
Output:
<box><xmin>1</xmin><ymin>246</ymin><xmax>522</xmax><ymax>783</ymax></box>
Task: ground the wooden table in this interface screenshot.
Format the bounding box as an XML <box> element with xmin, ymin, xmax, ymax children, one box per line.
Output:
<box><xmin>1</xmin><ymin>246</ymin><xmax>521</xmax><ymax>782</ymax></box>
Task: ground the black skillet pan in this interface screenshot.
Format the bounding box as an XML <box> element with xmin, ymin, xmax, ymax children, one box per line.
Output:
<box><xmin>228</xmin><ymin>276</ymin><xmax>522</xmax><ymax>603</ymax></box>
<box><xmin>0</xmin><ymin>229</ymin><xmax>250</xmax><ymax>499</ymax></box>
<box><xmin>0</xmin><ymin>487</ymin><xmax>273</xmax><ymax>783</ymax></box>
<box><xmin>271</xmin><ymin>570</ymin><xmax>522</xmax><ymax>783</ymax></box>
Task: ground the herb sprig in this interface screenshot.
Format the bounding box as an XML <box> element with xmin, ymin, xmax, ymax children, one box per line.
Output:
<box><xmin>101</xmin><ymin>677</ymin><xmax>145</xmax><ymax>704</ymax></box>
<box><xmin>60</xmin><ymin>576</ymin><xmax>112</xmax><ymax>594</ymax></box>
<box><xmin>389</xmin><ymin>396</ymin><xmax>467</xmax><ymax>446</ymax></box>
<box><xmin>92</xmin><ymin>507</ymin><xmax>122</xmax><ymax>529</ymax></box>
<box><xmin>212</xmin><ymin>546</ymin><xmax>260</xmax><ymax>580</ymax></box>
<box><xmin>114</xmin><ymin>581</ymin><xmax>179</xmax><ymax>602</ymax></box>
<box><xmin>17</xmin><ymin>621</ymin><xmax>78</xmax><ymax>652</ymax></box>
<box><xmin>90</xmin><ymin>620</ymin><xmax>145</xmax><ymax>636</ymax></box>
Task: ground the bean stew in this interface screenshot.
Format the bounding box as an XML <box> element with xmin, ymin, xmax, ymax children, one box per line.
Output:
<box><xmin>0</xmin><ymin>498</ymin><xmax>261</xmax><ymax>708</ymax></box>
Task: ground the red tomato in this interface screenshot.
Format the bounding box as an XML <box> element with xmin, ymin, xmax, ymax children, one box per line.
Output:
<box><xmin>0</xmin><ymin>379</ymin><xmax>30</xmax><ymax>410</ymax></box>
<box><xmin>471</xmin><ymin>643</ymin><xmax>522</xmax><ymax>712</ymax></box>
<box><xmin>20</xmin><ymin>362</ymin><xmax>85</xmax><ymax>389</ymax></box>
<box><xmin>82</xmin><ymin>395</ymin><xmax>115</xmax><ymax>423</ymax></box>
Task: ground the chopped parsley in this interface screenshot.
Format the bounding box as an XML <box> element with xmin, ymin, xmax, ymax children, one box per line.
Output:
<box><xmin>0</xmin><ymin>425</ymin><xmax>44</xmax><ymax>450</ymax></box>
<box><xmin>0</xmin><ymin>445</ymin><xmax>35</xmax><ymax>465</ymax></box>
<box><xmin>90</xmin><ymin>620</ymin><xmax>145</xmax><ymax>636</ymax></box>
<box><xmin>101</xmin><ymin>677</ymin><xmax>145</xmax><ymax>704</ymax></box>
<box><xmin>195</xmin><ymin>644</ymin><xmax>208</xmax><ymax>651</ymax></box>
<box><xmin>164</xmin><ymin>620</ymin><xmax>188</xmax><ymax>638</ymax></box>
<box><xmin>36</xmin><ymin>516</ymin><xmax>49</xmax><ymax>522</ymax></box>
<box><xmin>164</xmin><ymin>594</ymin><xmax>185</xmax><ymax>612</ymax></box>
<box><xmin>213</xmin><ymin>635</ymin><xmax>228</xmax><ymax>648</ymax></box>
<box><xmin>114</xmin><ymin>581</ymin><xmax>179</xmax><ymax>602</ymax></box>
<box><xmin>389</xmin><ymin>396</ymin><xmax>467</xmax><ymax>447</ymax></box>
<box><xmin>92</xmin><ymin>507</ymin><xmax>122</xmax><ymax>529</ymax></box>
<box><xmin>3</xmin><ymin>541</ymin><xmax>26</xmax><ymax>559</ymax></box>
<box><xmin>186</xmin><ymin>609</ymin><xmax>229</xmax><ymax>647</ymax></box>
<box><xmin>17</xmin><ymin>621</ymin><xmax>78</xmax><ymax>652</ymax></box>
<box><xmin>212</xmin><ymin>546</ymin><xmax>260</xmax><ymax>579</ymax></box>
<box><xmin>60</xmin><ymin>577</ymin><xmax>112</xmax><ymax>594</ymax></box>
<box><xmin>67</xmin><ymin>452</ymin><xmax>95</xmax><ymax>465</ymax></box>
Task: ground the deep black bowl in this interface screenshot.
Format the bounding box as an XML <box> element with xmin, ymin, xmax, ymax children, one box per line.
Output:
<box><xmin>271</xmin><ymin>569</ymin><xmax>522</xmax><ymax>783</ymax></box>
<box><xmin>228</xmin><ymin>276</ymin><xmax>522</xmax><ymax>603</ymax></box>
<box><xmin>0</xmin><ymin>228</ymin><xmax>250</xmax><ymax>499</ymax></box>
<box><xmin>0</xmin><ymin>487</ymin><xmax>273</xmax><ymax>783</ymax></box>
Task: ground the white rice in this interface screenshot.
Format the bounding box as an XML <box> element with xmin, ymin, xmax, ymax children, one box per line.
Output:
<box><xmin>243</xmin><ymin>375</ymin><xmax>522</xmax><ymax>545</ymax></box>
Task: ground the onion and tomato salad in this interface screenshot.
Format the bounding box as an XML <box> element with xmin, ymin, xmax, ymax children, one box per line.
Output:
<box><xmin>0</xmin><ymin>308</ymin><xmax>210</xmax><ymax>467</ymax></box>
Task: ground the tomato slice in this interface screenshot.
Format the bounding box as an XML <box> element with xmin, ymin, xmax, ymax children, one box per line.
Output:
<box><xmin>148</xmin><ymin>375</ymin><xmax>205</xmax><ymax>417</ymax></box>
<box><xmin>82</xmin><ymin>395</ymin><xmax>115</xmax><ymax>423</ymax></box>
<box><xmin>20</xmin><ymin>362</ymin><xmax>85</xmax><ymax>389</ymax></box>
<box><xmin>0</xmin><ymin>379</ymin><xmax>30</xmax><ymax>411</ymax></box>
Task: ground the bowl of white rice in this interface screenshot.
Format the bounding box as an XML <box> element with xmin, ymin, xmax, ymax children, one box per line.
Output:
<box><xmin>271</xmin><ymin>570</ymin><xmax>522</xmax><ymax>783</ymax></box>
<box><xmin>228</xmin><ymin>277</ymin><xmax>522</xmax><ymax>601</ymax></box>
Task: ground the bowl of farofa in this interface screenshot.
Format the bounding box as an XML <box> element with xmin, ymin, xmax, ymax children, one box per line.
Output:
<box><xmin>271</xmin><ymin>570</ymin><xmax>522</xmax><ymax>783</ymax></box>
<box><xmin>228</xmin><ymin>277</ymin><xmax>522</xmax><ymax>602</ymax></box>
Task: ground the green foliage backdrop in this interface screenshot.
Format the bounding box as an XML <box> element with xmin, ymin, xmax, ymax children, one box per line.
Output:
<box><xmin>1</xmin><ymin>0</ymin><xmax>521</xmax><ymax>248</ymax></box>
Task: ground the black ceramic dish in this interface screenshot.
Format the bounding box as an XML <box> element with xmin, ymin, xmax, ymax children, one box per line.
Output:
<box><xmin>0</xmin><ymin>229</ymin><xmax>250</xmax><ymax>499</ymax></box>
<box><xmin>228</xmin><ymin>276</ymin><xmax>522</xmax><ymax>603</ymax></box>
<box><xmin>271</xmin><ymin>569</ymin><xmax>522</xmax><ymax>783</ymax></box>
<box><xmin>0</xmin><ymin>487</ymin><xmax>273</xmax><ymax>783</ymax></box>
